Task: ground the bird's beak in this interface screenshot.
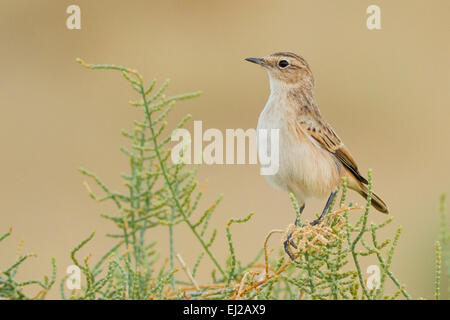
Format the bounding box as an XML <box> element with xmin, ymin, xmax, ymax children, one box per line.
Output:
<box><xmin>245</xmin><ymin>57</ymin><xmax>265</xmax><ymax>66</ymax></box>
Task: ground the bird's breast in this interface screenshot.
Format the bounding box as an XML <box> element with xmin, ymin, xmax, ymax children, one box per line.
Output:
<box><xmin>257</xmin><ymin>98</ymin><xmax>341</xmax><ymax>201</ymax></box>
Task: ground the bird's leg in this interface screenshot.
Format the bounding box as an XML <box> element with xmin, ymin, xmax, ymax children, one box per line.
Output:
<box><xmin>284</xmin><ymin>203</ymin><xmax>305</xmax><ymax>260</ymax></box>
<box><xmin>310</xmin><ymin>191</ymin><xmax>337</xmax><ymax>226</ymax></box>
<box><xmin>294</xmin><ymin>203</ymin><xmax>305</xmax><ymax>227</ymax></box>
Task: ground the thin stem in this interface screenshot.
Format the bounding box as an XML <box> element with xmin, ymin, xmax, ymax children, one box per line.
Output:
<box><xmin>169</xmin><ymin>207</ymin><xmax>175</xmax><ymax>289</ymax></box>
<box><xmin>139</xmin><ymin>82</ymin><xmax>225</xmax><ymax>276</ymax></box>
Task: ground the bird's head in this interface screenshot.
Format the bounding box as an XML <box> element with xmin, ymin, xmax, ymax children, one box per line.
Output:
<box><xmin>245</xmin><ymin>52</ymin><xmax>314</xmax><ymax>90</ymax></box>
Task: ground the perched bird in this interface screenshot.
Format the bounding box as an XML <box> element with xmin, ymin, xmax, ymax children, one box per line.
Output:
<box><xmin>245</xmin><ymin>52</ymin><xmax>388</xmax><ymax>259</ymax></box>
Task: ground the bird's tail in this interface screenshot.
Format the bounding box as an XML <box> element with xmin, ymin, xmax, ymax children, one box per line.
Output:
<box><xmin>358</xmin><ymin>184</ymin><xmax>389</xmax><ymax>214</ymax></box>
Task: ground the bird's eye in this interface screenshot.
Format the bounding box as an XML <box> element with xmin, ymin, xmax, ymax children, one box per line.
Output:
<box><xmin>278</xmin><ymin>60</ymin><xmax>289</xmax><ymax>68</ymax></box>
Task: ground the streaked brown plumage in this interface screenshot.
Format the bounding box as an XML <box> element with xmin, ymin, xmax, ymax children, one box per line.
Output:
<box><xmin>246</xmin><ymin>52</ymin><xmax>388</xmax><ymax>218</ymax></box>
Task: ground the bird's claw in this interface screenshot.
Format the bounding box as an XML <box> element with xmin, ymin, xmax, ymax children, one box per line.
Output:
<box><xmin>284</xmin><ymin>231</ymin><xmax>297</xmax><ymax>261</ymax></box>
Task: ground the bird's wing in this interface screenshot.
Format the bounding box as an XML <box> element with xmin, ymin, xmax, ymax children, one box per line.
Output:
<box><xmin>298</xmin><ymin>115</ymin><xmax>368</xmax><ymax>185</ymax></box>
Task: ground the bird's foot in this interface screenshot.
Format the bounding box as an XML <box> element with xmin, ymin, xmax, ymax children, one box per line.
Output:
<box><xmin>309</xmin><ymin>216</ymin><xmax>323</xmax><ymax>226</ymax></box>
<box><xmin>283</xmin><ymin>225</ymin><xmax>298</xmax><ymax>261</ymax></box>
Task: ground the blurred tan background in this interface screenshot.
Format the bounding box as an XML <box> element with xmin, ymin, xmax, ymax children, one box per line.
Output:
<box><xmin>0</xmin><ymin>0</ymin><xmax>449</xmax><ymax>299</ymax></box>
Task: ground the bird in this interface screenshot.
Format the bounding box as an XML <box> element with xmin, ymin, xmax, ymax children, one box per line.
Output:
<box><xmin>245</xmin><ymin>52</ymin><xmax>388</xmax><ymax>259</ymax></box>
